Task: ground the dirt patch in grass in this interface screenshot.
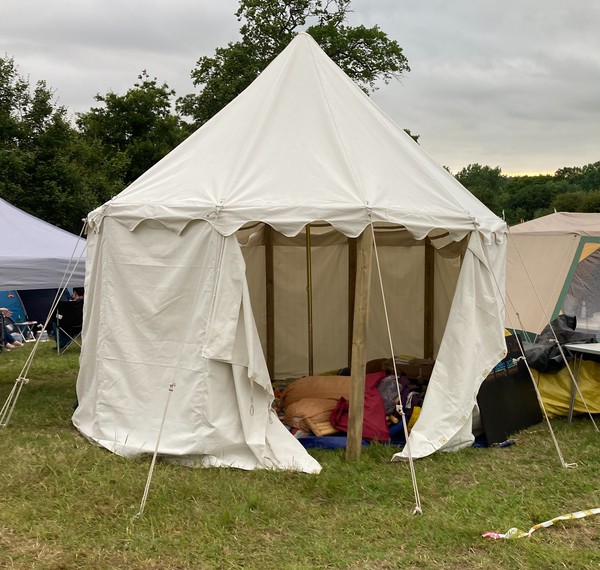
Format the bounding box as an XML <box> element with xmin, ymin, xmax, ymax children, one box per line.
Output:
<box><xmin>0</xmin><ymin>525</ymin><xmax>64</xmax><ymax>566</ymax></box>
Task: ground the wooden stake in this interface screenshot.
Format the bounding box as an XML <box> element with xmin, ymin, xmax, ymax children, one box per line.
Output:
<box><xmin>346</xmin><ymin>228</ymin><xmax>374</xmax><ymax>461</ymax></box>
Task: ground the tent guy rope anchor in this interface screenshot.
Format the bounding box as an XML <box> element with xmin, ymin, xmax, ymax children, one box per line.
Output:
<box><xmin>136</xmin><ymin>382</ymin><xmax>177</xmax><ymax>518</ymax></box>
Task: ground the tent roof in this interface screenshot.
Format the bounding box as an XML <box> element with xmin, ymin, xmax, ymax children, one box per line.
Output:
<box><xmin>91</xmin><ymin>33</ymin><xmax>506</xmax><ymax>243</ymax></box>
<box><xmin>0</xmin><ymin>197</ymin><xmax>86</xmax><ymax>290</ymax></box>
<box><xmin>510</xmin><ymin>212</ymin><xmax>600</xmax><ymax>237</ymax></box>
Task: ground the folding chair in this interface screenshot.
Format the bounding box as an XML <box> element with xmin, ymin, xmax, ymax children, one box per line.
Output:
<box><xmin>55</xmin><ymin>301</ymin><xmax>83</xmax><ymax>355</ymax></box>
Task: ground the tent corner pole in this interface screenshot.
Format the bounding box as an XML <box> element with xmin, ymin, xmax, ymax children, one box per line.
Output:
<box><xmin>265</xmin><ymin>225</ymin><xmax>275</xmax><ymax>379</ymax></box>
<box><xmin>424</xmin><ymin>237</ymin><xmax>435</xmax><ymax>359</ymax></box>
<box><xmin>346</xmin><ymin>228</ymin><xmax>374</xmax><ymax>461</ymax></box>
<box><xmin>347</xmin><ymin>237</ymin><xmax>357</xmax><ymax>367</ymax></box>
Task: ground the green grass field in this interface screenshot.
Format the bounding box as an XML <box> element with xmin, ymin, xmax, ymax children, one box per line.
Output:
<box><xmin>0</xmin><ymin>343</ymin><xmax>598</xmax><ymax>569</ymax></box>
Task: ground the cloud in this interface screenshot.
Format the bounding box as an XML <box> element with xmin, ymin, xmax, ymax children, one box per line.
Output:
<box><xmin>2</xmin><ymin>0</ymin><xmax>599</xmax><ymax>174</ymax></box>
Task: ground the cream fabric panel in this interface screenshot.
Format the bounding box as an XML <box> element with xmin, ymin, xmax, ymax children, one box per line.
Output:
<box><xmin>506</xmin><ymin>234</ymin><xmax>580</xmax><ymax>334</ymax></box>
<box><xmin>74</xmin><ymin>220</ymin><xmax>320</xmax><ymax>472</ymax></box>
<box><xmin>366</xmin><ymin>245</ymin><xmax>425</xmax><ymax>360</ymax></box>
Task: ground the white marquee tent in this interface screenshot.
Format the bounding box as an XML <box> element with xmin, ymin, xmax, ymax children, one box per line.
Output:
<box><xmin>73</xmin><ymin>33</ymin><xmax>508</xmax><ymax>471</ymax></box>
<box><xmin>0</xmin><ymin>196</ymin><xmax>86</xmax><ymax>290</ymax></box>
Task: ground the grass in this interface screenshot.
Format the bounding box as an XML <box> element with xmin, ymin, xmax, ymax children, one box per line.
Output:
<box><xmin>0</xmin><ymin>343</ymin><xmax>599</xmax><ymax>569</ymax></box>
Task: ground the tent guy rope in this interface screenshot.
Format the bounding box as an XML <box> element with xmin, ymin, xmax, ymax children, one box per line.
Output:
<box><xmin>369</xmin><ymin>223</ymin><xmax>422</xmax><ymax>515</ymax></box>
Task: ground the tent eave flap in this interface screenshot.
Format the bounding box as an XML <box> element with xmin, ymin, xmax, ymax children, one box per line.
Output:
<box><xmin>89</xmin><ymin>202</ymin><xmax>507</xmax><ymax>243</ymax></box>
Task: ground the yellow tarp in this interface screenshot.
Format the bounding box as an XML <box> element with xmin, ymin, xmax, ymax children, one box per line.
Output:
<box><xmin>534</xmin><ymin>360</ymin><xmax>600</xmax><ymax>417</ymax></box>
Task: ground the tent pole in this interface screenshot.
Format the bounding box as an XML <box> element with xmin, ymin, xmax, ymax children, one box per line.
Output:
<box><xmin>424</xmin><ymin>237</ymin><xmax>435</xmax><ymax>359</ymax></box>
<box><xmin>306</xmin><ymin>225</ymin><xmax>314</xmax><ymax>376</ymax></box>
<box><xmin>265</xmin><ymin>225</ymin><xmax>275</xmax><ymax>379</ymax></box>
<box><xmin>347</xmin><ymin>237</ymin><xmax>357</xmax><ymax>368</ymax></box>
<box><xmin>346</xmin><ymin>228</ymin><xmax>374</xmax><ymax>461</ymax></box>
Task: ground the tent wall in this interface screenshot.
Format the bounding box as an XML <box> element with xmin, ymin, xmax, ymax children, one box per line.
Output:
<box><xmin>506</xmin><ymin>233</ymin><xmax>581</xmax><ymax>334</ymax></box>
<box><xmin>506</xmin><ymin>213</ymin><xmax>600</xmax><ymax>337</ymax></box>
<box><xmin>558</xmin><ymin>241</ymin><xmax>600</xmax><ymax>333</ymax></box>
<box><xmin>73</xmin><ymin>218</ymin><xmax>321</xmax><ymax>473</ymax></box>
<box><xmin>240</xmin><ymin>225</ymin><xmax>466</xmax><ymax>379</ymax></box>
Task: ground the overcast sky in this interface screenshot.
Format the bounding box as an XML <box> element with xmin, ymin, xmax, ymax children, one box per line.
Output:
<box><xmin>2</xmin><ymin>0</ymin><xmax>599</xmax><ymax>175</ymax></box>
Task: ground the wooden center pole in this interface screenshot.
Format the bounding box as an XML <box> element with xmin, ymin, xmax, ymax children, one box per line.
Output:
<box><xmin>305</xmin><ymin>225</ymin><xmax>314</xmax><ymax>376</ymax></box>
<box><xmin>346</xmin><ymin>227</ymin><xmax>374</xmax><ymax>461</ymax></box>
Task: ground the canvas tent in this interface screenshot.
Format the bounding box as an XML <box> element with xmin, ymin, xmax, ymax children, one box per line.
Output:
<box><xmin>73</xmin><ymin>33</ymin><xmax>508</xmax><ymax>472</ymax></box>
<box><xmin>506</xmin><ymin>212</ymin><xmax>600</xmax><ymax>336</ymax></box>
<box><xmin>0</xmin><ymin>196</ymin><xmax>86</xmax><ymax>291</ymax></box>
<box><xmin>506</xmin><ymin>212</ymin><xmax>600</xmax><ymax>416</ymax></box>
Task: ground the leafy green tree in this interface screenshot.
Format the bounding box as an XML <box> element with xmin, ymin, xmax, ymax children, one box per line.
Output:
<box><xmin>555</xmin><ymin>161</ymin><xmax>600</xmax><ymax>192</ymax></box>
<box><xmin>178</xmin><ymin>0</ymin><xmax>409</xmax><ymax>126</ymax></box>
<box><xmin>500</xmin><ymin>176</ymin><xmax>570</xmax><ymax>224</ymax></box>
<box><xmin>454</xmin><ymin>164</ymin><xmax>505</xmax><ymax>214</ymax></box>
<box><xmin>0</xmin><ymin>56</ymin><xmax>125</xmax><ymax>233</ymax></box>
<box><xmin>77</xmin><ymin>71</ymin><xmax>188</xmax><ymax>185</ymax></box>
<box><xmin>583</xmin><ymin>190</ymin><xmax>600</xmax><ymax>211</ymax></box>
<box><xmin>551</xmin><ymin>190</ymin><xmax>586</xmax><ymax>212</ymax></box>
<box><xmin>553</xmin><ymin>189</ymin><xmax>600</xmax><ymax>213</ymax></box>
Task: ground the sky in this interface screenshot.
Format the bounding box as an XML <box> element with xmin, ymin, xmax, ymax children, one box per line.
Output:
<box><xmin>2</xmin><ymin>0</ymin><xmax>599</xmax><ymax>175</ymax></box>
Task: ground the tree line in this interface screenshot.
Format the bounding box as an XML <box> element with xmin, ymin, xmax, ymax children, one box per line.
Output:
<box><xmin>454</xmin><ymin>163</ymin><xmax>600</xmax><ymax>226</ymax></box>
<box><xmin>1</xmin><ymin>0</ymin><xmax>597</xmax><ymax>235</ymax></box>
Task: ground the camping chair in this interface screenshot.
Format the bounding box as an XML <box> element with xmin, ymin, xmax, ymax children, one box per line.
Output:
<box><xmin>55</xmin><ymin>301</ymin><xmax>83</xmax><ymax>355</ymax></box>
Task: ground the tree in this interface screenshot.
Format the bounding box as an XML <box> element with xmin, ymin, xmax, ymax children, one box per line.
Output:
<box><xmin>403</xmin><ymin>129</ymin><xmax>420</xmax><ymax>144</ymax></box>
<box><xmin>454</xmin><ymin>164</ymin><xmax>505</xmax><ymax>214</ymax></box>
<box><xmin>77</xmin><ymin>71</ymin><xmax>188</xmax><ymax>185</ymax></box>
<box><xmin>0</xmin><ymin>56</ymin><xmax>124</xmax><ymax>233</ymax></box>
<box><xmin>501</xmin><ymin>176</ymin><xmax>569</xmax><ymax>224</ymax></box>
<box><xmin>178</xmin><ymin>0</ymin><xmax>409</xmax><ymax>126</ymax></box>
<box><xmin>555</xmin><ymin>161</ymin><xmax>600</xmax><ymax>192</ymax></box>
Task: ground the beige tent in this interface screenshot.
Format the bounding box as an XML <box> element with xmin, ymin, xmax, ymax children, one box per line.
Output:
<box><xmin>506</xmin><ymin>212</ymin><xmax>600</xmax><ymax>417</ymax></box>
<box><xmin>506</xmin><ymin>212</ymin><xmax>600</xmax><ymax>336</ymax></box>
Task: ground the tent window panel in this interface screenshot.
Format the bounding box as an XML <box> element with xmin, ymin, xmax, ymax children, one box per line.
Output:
<box><xmin>240</xmin><ymin>244</ymin><xmax>267</xmax><ymax>354</ymax></box>
<box><xmin>367</xmin><ymin>245</ymin><xmax>425</xmax><ymax>360</ymax></box>
<box><xmin>506</xmin><ymin>234</ymin><xmax>579</xmax><ymax>334</ymax></box>
<box><xmin>103</xmin><ymin>219</ymin><xmax>219</xmax><ymax>349</ymax></box>
<box><xmin>560</xmin><ymin>246</ymin><xmax>600</xmax><ymax>335</ymax></box>
<box><xmin>271</xmin><ymin>243</ymin><xmax>309</xmax><ymax>378</ymax></box>
<box><xmin>269</xmin><ymin>242</ymin><xmax>347</xmax><ymax>378</ymax></box>
<box><xmin>433</xmin><ymin>252</ymin><xmax>462</xmax><ymax>358</ymax></box>
<box><xmin>310</xmin><ymin>244</ymin><xmax>348</xmax><ymax>375</ymax></box>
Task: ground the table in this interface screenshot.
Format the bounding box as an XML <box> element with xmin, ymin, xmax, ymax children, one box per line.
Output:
<box><xmin>564</xmin><ymin>342</ymin><xmax>600</xmax><ymax>422</ymax></box>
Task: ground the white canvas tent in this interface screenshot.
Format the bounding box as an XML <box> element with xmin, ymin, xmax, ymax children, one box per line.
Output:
<box><xmin>0</xmin><ymin>196</ymin><xmax>86</xmax><ymax>290</ymax></box>
<box><xmin>73</xmin><ymin>33</ymin><xmax>508</xmax><ymax>471</ymax></box>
